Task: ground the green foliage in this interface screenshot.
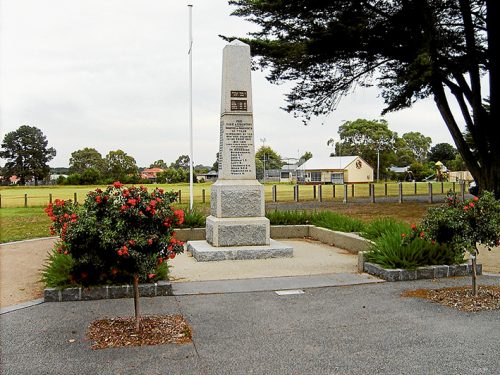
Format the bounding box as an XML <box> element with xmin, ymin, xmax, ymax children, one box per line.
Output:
<box><xmin>41</xmin><ymin>246</ymin><xmax>75</xmax><ymax>288</ymax></box>
<box><xmin>105</xmin><ymin>150</ymin><xmax>138</xmax><ymax>181</ymax></box>
<box><xmin>0</xmin><ymin>125</ymin><xmax>56</xmax><ymax>185</ymax></box>
<box><xmin>428</xmin><ymin>143</ymin><xmax>457</xmax><ymax>164</ymax></box>
<box><xmin>361</xmin><ymin>218</ymin><xmax>408</xmax><ymax>241</ymax></box>
<box><xmin>421</xmin><ymin>191</ymin><xmax>500</xmax><ymax>255</ymax></box>
<box><xmin>338</xmin><ymin>119</ymin><xmax>397</xmax><ymax>172</ymax></box>
<box><xmin>44</xmin><ymin>183</ymin><xmax>184</xmax><ymax>286</ymax></box>
<box><xmin>69</xmin><ymin>148</ymin><xmax>105</xmax><ymax>175</ymax></box>
<box><xmin>365</xmin><ymin>228</ymin><xmax>462</xmax><ymax>269</ymax></box>
<box><xmin>256</xmin><ymin>145</ymin><xmax>283</xmax><ymax>170</ymax></box>
<box><xmin>266</xmin><ymin>210</ymin><xmax>364</xmax><ymax>232</ymax></box>
<box><xmin>179</xmin><ymin>209</ymin><xmax>206</xmax><ymax>228</ymax></box>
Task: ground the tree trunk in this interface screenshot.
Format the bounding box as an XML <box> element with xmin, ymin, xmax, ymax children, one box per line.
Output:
<box><xmin>133</xmin><ymin>275</ymin><xmax>141</xmax><ymax>331</ymax></box>
<box><xmin>471</xmin><ymin>251</ymin><xmax>478</xmax><ymax>297</ymax></box>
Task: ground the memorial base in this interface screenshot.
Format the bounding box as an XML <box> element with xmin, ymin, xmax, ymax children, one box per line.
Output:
<box><xmin>187</xmin><ymin>239</ymin><xmax>293</xmax><ymax>262</ymax></box>
<box><xmin>206</xmin><ymin>215</ymin><xmax>270</xmax><ymax>247</ymax></box>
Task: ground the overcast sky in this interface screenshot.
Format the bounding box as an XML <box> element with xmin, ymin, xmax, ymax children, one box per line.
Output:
<box><xmin>1</xmin><ymin>0</ymin><xmax>457</xmax><ymax>168</ymax></box>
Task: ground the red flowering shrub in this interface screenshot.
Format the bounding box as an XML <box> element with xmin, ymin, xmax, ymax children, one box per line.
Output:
<box><xmin>45</xmin><ymin>183</ymin><xmax>184</xmax><ymax>286</ymax></box>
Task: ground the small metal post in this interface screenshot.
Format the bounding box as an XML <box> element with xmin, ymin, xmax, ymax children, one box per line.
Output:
<box><xmin>428</xmin><ymin>183</ymin><xmax>433</xmax><ymax>203</ymax></box>
<box><xmin>332</xmin><ymin>184</ymin><xmax>336</xmax><ymax>198</ymax></box>
<box><xmin>178</xmin><ymin>190</ymin><xmax>182</xmax><ymax>203</ymax></box>
<box><xmin>313</xmin><ymin>185</ymin><xmax>317</xmax><ymax>200</ymax></box>
<box><xmin>74</xmin><ymin>192</ymin><xmax>77</xmax><ymax>204</ymax></box>
<box><xmin>398</xmin><ymin>182</ymin><xmax>403</xmax><ymax>203</ymax></box>
<box><xmin>24</xmin><ymin>194</ymin><xmax>28</xmax><ymax>208</ymax></box>
<box><xmin>452</xmin><ymin>182</ymin><xmax>455</xmax><ymax>192</ymax></box>
<box><xmin>351</xmin><ymin>184</ymin><xmax>355</xmax><ymax>197</ymax></box>
<box><xmin>272</xmin><ymin>185</ymin><xmax>277</xmax><ymax>202</ymax></box>
<box><xmin>294</xmin><ymin>184</ymin><xmax>299</xmax><ymax>202</ymax></box>
<box><xmin>414</xmin><ymin>182</ymin><xmax>417</xmax><ymax>195</ymax></box>
<box><xmin>49</xmin><ymin>193</ymin><xmax>53</xmax><ymax>204</ymax></box>
<box><xmin>384</xmin><ymin>183</ymin><xmax>388</xmax><ymax>196</ymax></box>
<box><xmin>318</xmin><ymin>184</ymin><xmax>322</xmax><ymax>202</ymax></box>
<box><xmin>370</xmin><ymin>184</ymin><xmax>375</xmax><ymax>203</ymax></box>
<box><xmin>202</xmin><ymin>189</ymin><xmax>205</xmax><ymax>203</ymax></box>
<box><xmin>441</xmin><ymin>182</ymin><xmax>444</xmax><ymax>194</ymax></box>
<box><xmin>343</xmin><ymin>184</ymin><xmax>348</xmax><ymax>204</ymax></box>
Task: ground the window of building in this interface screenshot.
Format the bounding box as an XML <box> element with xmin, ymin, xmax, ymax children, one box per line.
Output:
<box><xmin>331</xmin><ymin>172</ymin><xmax>344</xmax><ymax>184</ymax></box>
<box><xmin>311</xmin><ymin>172</ymin><xmax>321</xmax><ymax>182</ymax></box>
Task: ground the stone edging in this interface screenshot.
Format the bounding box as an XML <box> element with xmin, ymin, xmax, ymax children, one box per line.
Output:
<box><xmin>44</xmin><ymin>281</ymin><xmax>172</xmax><ymax>302</ymax></box>
<box><xmin>362</xmin><ymin>261</ymin><xmax>482</xmax><ymax>282</ymax></box>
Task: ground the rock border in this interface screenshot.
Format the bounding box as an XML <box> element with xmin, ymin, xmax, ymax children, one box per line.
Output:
<box><xmin>362</xmin><ymin>261</ymin><xmax>482</xmax><ymax>282</ymax></box>
<box><xmin>44</xmin><ymin>281</ymin><xmax>172</xmax><ymax>302</ymax></box>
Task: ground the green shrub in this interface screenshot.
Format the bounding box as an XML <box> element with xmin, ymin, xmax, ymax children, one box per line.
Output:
<box><xmin>361</xmin><ymin>218</ymin><xmax>408</xmax><ymax>240</ymax></box>
<box><xmin>266</xmin><ymin>210</ymin><xmax>313</xmax><ymax>225</ymax></box>
<box><xmin>309</xmin><ymin>211</ymin><xmax>365</xmax><ymax>233</ymax></box>
<box><xmin>41</xmin><ymin>246</ymin><xmax>75</xmax><ymax>288</ymax></box>
<box><xmin>180</xmin><ymin>208</ymin><xmax>206</xmax><ymax>228</ymax></box>
<box><xmin>365</xmin><ymin>226</ymin><xmax>464</xmax><ymax>269</ymax></box>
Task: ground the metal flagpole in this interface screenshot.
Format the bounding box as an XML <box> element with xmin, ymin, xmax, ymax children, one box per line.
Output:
<box><xmin>188</xmin><ymin>4</ymin><xmax>194</xmax><ymax>212</ymax></box>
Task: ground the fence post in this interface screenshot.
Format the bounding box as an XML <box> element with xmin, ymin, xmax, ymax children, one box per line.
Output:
<box><xmin>272</xmin><ymin>185</ymin><xmax>277</xmax><ymax>202</ymax></box>
<box><xmin>384</xmin><ymin>183</ymin><xmax>388</xmax><ymax>196</ymax></box>
<box><xmin>74</xmin><ymin>192</ymin><xmax>77</xmax><ymax>204</ymax></box>
<box><xmin>24</xmin><ymin>194</ymin><xmax>28</xmax><ymax>208</ymax></box>
<box><xmin>202</xmin><ymin>189</ymin><xmax>206</xmax><ymax>203</ymax></box>
<box><xmin>398</xmin><ymin>182</ymin><xmax>403</xmax><ymax>203</ymax></box>
<box><xmin>461</xmin><ymin>182</ymin><xmax>466</xmax><ymax>201</ymax></box>
<box><xmin>0</xmin><ymin>194</ymin><xmax>2</xmax><ymax>208</ymax></box>
<box><xmin>332</xmin><ymin>184</ymin><xmax>336</xmax><ymax>198</ymax></box>
<box><xmin>318</xmin><ymin>184</ymin><xmax>323</xmax><ymax>202</ymax></box>
<box><xmin>414</xmin><ymin>182</ymin><xmax>417</xmax><ymax>195</ymax></box>
<box><xmin>351</xmin><ymin>184</ymin><xmax>355</xmax><ymax>197</ymax></box>
<box><xmin>428</xmin><ymin>183</ymin><xmax>433</xmax><ymax>203</ymax></box>
<box><xmin>313</xmin><ymin>185</ymin><xmax>317</xmax><ymax>200</ymax></box>
<box><xmin>370</xmin><ymin>184</ymin><xmax>375</xmax><ymax>203</ymax></box>
<box><xmin>49</xmin><ymin>193</ymin><xmax>53</xmax><ymax>204</ymax></box>
<box><xmin>452</xmin><ymin>182</ymin><xmax>456</xmax><ymax>192</ymax></box>
<box><xmin>441</xmin><ymin>182</ymin><xmax>444</xmax><ymax>194</ymax></box>
<box><xmin>343</xmin><ymin>184</ymin><xmax>348</xmax><ymax>204</ymax></box>
<box><xmin>294</xmin><ymin>184</ymin><xmax>299</xmax><ymax>202</ymax></box>
<box><xmin>178</xmin><ymin>190</ymin><xmax>182</xmax><ymax>203</ymax></box>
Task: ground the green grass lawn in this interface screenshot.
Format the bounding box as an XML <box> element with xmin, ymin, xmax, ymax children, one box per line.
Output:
<box><xmin>0</xmin><ymin>207</ymin><xmax>51</xmax><ymax>243</ymax></box>
<box><xmin>0</xmin><ymin>181</ymin><xmax>462</xmax><ymax>208</ymax></box>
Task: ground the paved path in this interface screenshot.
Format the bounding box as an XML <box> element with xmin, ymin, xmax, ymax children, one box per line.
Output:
<box><xmin>1</xmin><ymin>275</ymin><xmax>499</xmax><ymax>375</ymax></box>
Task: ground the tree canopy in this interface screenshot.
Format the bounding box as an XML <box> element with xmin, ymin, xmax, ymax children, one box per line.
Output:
<box><xmin>69</xmin><ymin>148</ymin><xmax>105</xmax><ymax>175</ymax></box>
<box><xmin>428</xmin><ymin>143</ymin><xmax>458</xmax><ymax>164</ymax></box>
<box><xmin>105</xmin><ymin>150</ymin><xmax>138</xmax><ymax>181</ymax></box>
<box><xmin>0</xmin><ymin>125</ymin><xmax>56</xmax><ymax>185</ymax></box>
<box><xmin>255</xmin><ymin>145</ymin><xmax>284</xmax><ymax>170</ymax></box>
<box><xmin>227</xmin><ymin>0</ymin><xmax>499</xmax><ymax>195</ymax></box>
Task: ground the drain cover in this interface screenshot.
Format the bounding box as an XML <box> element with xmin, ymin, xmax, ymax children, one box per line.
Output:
<box><xmin>275</xmin><ymin>289</ymin><xmax>305</xmax><ymax>296</ymax></box>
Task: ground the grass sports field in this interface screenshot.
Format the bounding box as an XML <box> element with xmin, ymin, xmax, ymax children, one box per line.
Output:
<box><xmin>0</xmin><ymin>181</ymin><xmax>461</xmax><ymax>208</ymax></box>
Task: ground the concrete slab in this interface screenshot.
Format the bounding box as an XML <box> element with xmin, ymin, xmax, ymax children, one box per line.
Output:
<box><xmin>170</xmin><ymin>239</ymin><xmax>359</xmax><ymax>282</ymax></box>
<box><xmin>187</xmin><ymin>238</ymin><xmax>293</xmax><ymax>261</ymax></box>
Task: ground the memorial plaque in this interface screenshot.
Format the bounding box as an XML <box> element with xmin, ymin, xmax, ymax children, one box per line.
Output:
<box><xmin>231</xmin><ymin>90</ymin><xmax>247</xmax><ymax>98</ymax></box>
<box><xmin>230</xmin><ymin>100</ymin><xmax>247</xmax><ymax>111</ymax></box>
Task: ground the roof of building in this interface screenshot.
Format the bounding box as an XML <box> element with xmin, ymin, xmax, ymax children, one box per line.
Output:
<box><xmin>298</xmin><ymin>155</ymin><xmax>360</xmax><ymax>170</ymax></box>
<box><xmin>142</xmin><ymin>168</ymin><xmax>164</xmax><ymax>173</ymax></box>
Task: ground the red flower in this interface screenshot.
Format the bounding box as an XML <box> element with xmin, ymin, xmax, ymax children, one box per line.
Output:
<box><xmin>122</xmin><ymin>189</ymin><xmax>130</xmax><ymax>197</ymax></box>
<box><xmin>469</xmin><ymin>202</ymin><xmax>475</xmax><ymax>208</ymax></box>
<box><xmin>117</xmin><ymin>249</ymin><xmax>123</xmax><ymax>256</ymax></box>
<box><xmin>419</xmin><ymin>231</ymin><xmax>425</xmax><ymax>238</ymax></box>
<box><xmin>463</xmin><ymin>206</ymin><xmax>469</xmax><ymax>211</ymax></box>
<box><xmin>169</xmin><ymin>253</ymin><xmax>176</xmax><ymax>259</ymax></box>
<box><xmin>401</xmin><ymin>233</ymin><xmax>406</xmax><ymax>237</ymax></box>
<box><xmin>95</xmin><ymin>196</ymin><xmax>102</xmax><ymax>204</ymax></box>
<box><xmin>174</xmin><ymin>209</ymin><xmax>185</xmax><ymax>225</ymax></box>
<box><xmin>128</xmin><ymin>239</ymin><xmax>136</xmax><ymax>246</ymax></box>
<box><xmin>147</xmin><ymin>239</ymin><xmax>153</xmax><ymax>245</ymax></box>
<box><xmin>127</xmin><ymin>199</ymin><xmax>137</xmax><ymax>206</ymax></box>
<box><xmin>111</xmin><ymin>268</ymin><xmax>118</xmax><ymax>276</ymax></box>
<box><xmin>473</xmin><ymin>196</ymin><xmax>479</xmax><ymax>201</ymax></box>
<box><xmin>113</xmin><ymin>181</ymin><xmax>123</xmax><ymax>189</ymax></box>
<box><xmin>148</xmin><ymin>273</ymin><xmax>156</xmax><ymax>279</ymax></box>
<box><xmin>411</xmin><ymin>223</ymin><xmax>417</xmax><ymax>230</ymax></box>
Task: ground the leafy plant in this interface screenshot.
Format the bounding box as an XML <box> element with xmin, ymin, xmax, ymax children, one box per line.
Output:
<box><xmin>180</xmin><ymin>208</ymin><xmax>206</xmax><ymax>228</ymax></box>
<box><xmin>421</xmin><ymin>191</ymin><xmax>499</xmax><ymax>295</ymax></box>
<box><xmin>309</xmin><ymin>211</ymin><xmax>364</xmax><ymax>233</ymax></box>
<box><xmin>41</xmin><ymin>245</ymin><xmax>75</xmax><ymax>288</ymax></box>
<box><xmin>45</xmin><ymin>182</ymin><xmax>184</xmax><ymax>330</ymax></box>
<box><xmin>365</xmin><ymin>225</ymin><xmax>462</xmax><ymax>269</ymax></box>
<box><xmin>361</xmin><ymin>218</ymin><xmax>408</xmax><ymax>240</ymax></box>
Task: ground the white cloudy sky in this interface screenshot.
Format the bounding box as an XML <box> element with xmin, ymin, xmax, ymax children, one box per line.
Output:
<box><xmin>1</xmin><ymin>0</ymin><xmax>457</xmax><ymax>168</ymax></box>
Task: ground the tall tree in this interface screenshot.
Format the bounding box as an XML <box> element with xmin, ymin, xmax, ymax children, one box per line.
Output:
<box><xmin>149</xmin><ymin>159</ymin><xmax>168</xmax><ymax>170</ymax></box>
<box><xmin>428</xmin><ymin>143</ymin><xmax>458</xmax><ymax>164</ymax></box>
<box><xmin>69</xmin><ymin>148</ymin><xmax>105</xmax><ymax>175</ymax></box>
<box><xmin>255</xmin><ymin>145</ymin><xmax>284</xmax><ymax>170</ymax></box>
<box><xmin>170</xmin><ymin>155</ymin><xmax>191</xmax><ymax>170</ymax></box>
<box><xmin>337</xmin><ymin>119</ymin><xmax>397</xmax><ymax>173</ymax></box>
<box><xmin>0</xmin><ymin>125</ymin><xmax>56</xmax><ymax>185</ymax></box>
<box><xmin>298</xmin><ymin>151</ymin><xmax>313</xmax><ymax>166</ymax></box>
<box><xmin>227</xmin><ymin>0</ymin><xmax>499</xmax><ymax>195</ymax></box>
<box><xmin>105</xmin><ymin>150</ymin><xmax>138</xmax><ymax>181</ymax></box>
<box><xmin>400</xmin><ymin>132</ymin><xmax>433</xmax><ymax>163</ymax></box>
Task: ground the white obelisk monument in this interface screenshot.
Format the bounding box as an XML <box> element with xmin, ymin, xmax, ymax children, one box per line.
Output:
<box><xmin>187</xmin><ymin>40</ymin><xmax>293</xmax><ymax>261</ymax></box>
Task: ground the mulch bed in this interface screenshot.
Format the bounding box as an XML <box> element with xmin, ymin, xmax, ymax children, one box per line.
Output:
<box><xmin>87</xmin><ymin>314</ymin><xmax>192</xmax><ymax>349</ymax></box>
<box><xmin>402</xmin><ymin>285</ymin><xmax>500</xmax><ymax>312</ymax></box>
